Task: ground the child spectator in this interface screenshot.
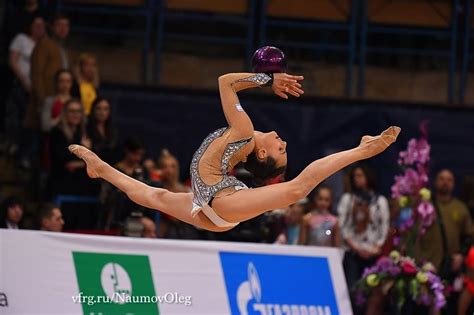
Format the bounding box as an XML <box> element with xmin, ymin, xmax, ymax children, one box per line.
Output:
<box><xmin>274</xmin><ymin>199</ymin><xmax>307</xmax><ymax>245</ymax></box>
<box><xmin>300</xmin><ymin>186</ymin><xmax>340</xmax><ymax>247</ymax></box>
<box><xmin>41</xmin><ymin>69</ymin><xmax>75</xmax><ymax>132</ymax></box>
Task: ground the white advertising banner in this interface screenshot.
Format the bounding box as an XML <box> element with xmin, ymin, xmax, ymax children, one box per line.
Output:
<box><xmin>0</xmin><ymin>229</ymin><xmax>352</xmax><ymax>315</ymax></box>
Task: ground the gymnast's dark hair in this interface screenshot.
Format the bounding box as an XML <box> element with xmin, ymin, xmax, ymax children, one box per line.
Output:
<box><xmin>243</xmin><ymin>151</ymin><xmax>286</xmax><ymax>186</ymax></box>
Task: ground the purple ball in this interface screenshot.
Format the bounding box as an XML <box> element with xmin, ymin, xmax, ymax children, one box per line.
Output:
<box><xmin>251</xmin><ymin>46</ymin><xmax>287</xmax><ymax>73</ymax></box>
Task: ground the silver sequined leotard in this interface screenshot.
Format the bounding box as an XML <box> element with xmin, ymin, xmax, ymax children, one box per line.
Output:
<box><xmin>190</xmin><ymin>127</ymin><xmax>252</xmax><ymax>227</ymax></box>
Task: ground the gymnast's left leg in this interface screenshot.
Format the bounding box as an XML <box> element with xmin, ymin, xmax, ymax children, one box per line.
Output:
<box><xmin>68</xmin><ymin>145</ymin><xmax>233</xmax><ymax>232</ymax></box>
<box><xmin>213</xmin><ymin>126</ymin><xmax>400</xmax><ymax>223</ymax></box>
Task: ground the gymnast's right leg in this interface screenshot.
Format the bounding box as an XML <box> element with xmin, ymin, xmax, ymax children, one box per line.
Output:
<box><xmin>68</xmin><ymin>145</ymin><xmax>231</xmax><ymax>232</ymax></box>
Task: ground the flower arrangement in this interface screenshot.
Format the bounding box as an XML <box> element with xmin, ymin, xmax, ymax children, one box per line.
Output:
<box><xmin>354</xmin><ymin>251</ymin><xmax>446</xmax><ymax>311</ymax></box>
<box><xmin>390</xmin><ymin>122</ymin><xmax>435</xmax><ymax>252</ymax></box>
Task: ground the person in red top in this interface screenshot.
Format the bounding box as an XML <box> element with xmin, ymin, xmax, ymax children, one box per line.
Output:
<box><xmin>41</xmin><ymin>69</ymin><xmax>75</xmax><ymax>132</ymax></box>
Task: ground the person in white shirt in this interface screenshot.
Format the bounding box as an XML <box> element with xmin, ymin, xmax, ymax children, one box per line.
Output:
<box><xmin>337</xmin><ymin>164</ymin><xmax>389</xmax><ymax>311</ymax></box>
<box><xmin>0</xmin><ymin>196</ymin><xmax>24</xmax><ymax>229</ymax></box>
<box><xmin>4</xmin><ymin>15</ymin><xmax>45</xmax><ymax>157</ymax></box>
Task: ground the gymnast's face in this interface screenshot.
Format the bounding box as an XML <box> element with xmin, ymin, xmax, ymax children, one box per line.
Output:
<box><xmin>254</xmin><ymin>131</ymin><xmax>287</xmax><ymax>168</ymax></box>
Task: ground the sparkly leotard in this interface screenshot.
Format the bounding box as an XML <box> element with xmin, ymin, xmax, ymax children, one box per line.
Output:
<box><xmin>190</xmin><ymin>127</ymin><xmax>253</xmax><ymax>227</ymax></box>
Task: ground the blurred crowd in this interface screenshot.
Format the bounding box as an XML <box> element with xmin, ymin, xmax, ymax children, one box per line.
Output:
<box><xmin>1</xmin><ymin>3</ymin><xmax>474</xmax><ymax>315</ymax></box>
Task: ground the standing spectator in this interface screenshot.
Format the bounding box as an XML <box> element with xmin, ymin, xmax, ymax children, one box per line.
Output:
<box><xmin>41</xmin><ymin>69</ymin><xmax>75</xmax><ymax>132</ymax></box>
<box><xmin>338</xmin><ymin>165</ymin><xmax>389</xmax><ymax>312</ymax></box>
<box><xmin>4</xmin><ymin>16</ymin><xmax>45</xmax><ymax>157</ymax></box>
<box><xmin>300</xmin><ymin>186</ymin><xmax>340</xmax><ymax>247</ymax></box>
<box><xmin>49</xmin><ymin>99</ymin><xmax>92</xmax><ymax>198</ymax></box>
<box><xmin>86</xmin><ymin>97</ymin><xmax>119</xmax><ymax>164</ymax></box>
<box><xmin>417</xmin><ymin>169</ymin><xmax>473</xmax><ymax>315</ymax></box>
<box><xmin>274</xmin><ymin>199</ymin><xmax>307</xmax><ymax>245</ymax></box>
<box><xmin>0</xmin><ymin>196</ymin><xmax>25</xmax><ymax>229</ymax></box>
<box><xmin>30</xmin><ymin>13</ymin><xmax>70</xmax><ymax>127</ymax></box>
<box><xmin>75</xmin><ymin>53</ymin><xmax>99</xmax><ymax>115</ymax></box>
<box><xmin>417</xmin><ymin>169</ymin><xmax>473</xmax><ymax>271</ymax></box>
<box><xmin>39</xmin><ymin>203</ymin><xmax>64</xmax><ymax>232</ymax></box>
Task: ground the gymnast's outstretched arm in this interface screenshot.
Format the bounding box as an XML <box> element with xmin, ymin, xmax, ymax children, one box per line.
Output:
<box><xmin>218</xmin><ymin>73</ymin><xmax>304</xmax><ymax>138</ymax></box>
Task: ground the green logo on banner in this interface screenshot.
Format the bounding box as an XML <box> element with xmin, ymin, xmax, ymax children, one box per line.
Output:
<box><xmin>72</xmin><ymin>252</ymin><xmax>159</xmax><ymax>315</ymax></box>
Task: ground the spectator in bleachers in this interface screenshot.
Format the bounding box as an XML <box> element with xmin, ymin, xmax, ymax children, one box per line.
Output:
<box><xmin>337</xmin><ymin>165</ymin><xmax>389</xmax><ymax>311</ymax></box>
<box><xmin>274</xmin><ymin>199</ymin><xmax>307</xmax><ymax>245</ymax></box>
<box><xmin>86</xmin><ymin>97</ymin><xmax>119</xmax><ymax>164</ymax></box>
<box><xmin>5</xmin><ymin>0</ymin><xmax>50</xmax><ymax>43</ymax></box>
<box><xmin>39</xmin><ymin>203</ymin><xmax>64</xmax><ymax>232</ymax></box>
<box><xmin>101</xmin><ymin>138</ymin><xmax>148</xmax><ymax>230</ymax></box>
<box><xmin>141</xmin><ymin>216</ymin><xmax>157</xmax><ymax>239</ymax></box>
<box><xmin>30</xmin><ymin>13</ymin><xmax>71</xmax><ymax>126</ymax></box>
<box><xmin>299</xmin><ymin>186</ymin><xmax>340</xmax><ymax>247</ymax></box>
<box><xmin>49</xmin><ymin>99</ymin><xmax>92</xmax><ymax>197</ymax></box>
<box><xmin>0</xmin><ymin>196</ymin><xmax>25</xmax><ymax>229</ymax></box>
<box><xmin>75</xmin><ymin>53</ymin><xmax>99</xmax><ymax>115</ymax></box>
<box><xmin>4</xmin><ymin>16</ymin><xmax>45</xmax><ymax>158</ymax></box>
<box><xmin>157</xmin><ymin>149</ymin><xmax>189</xmax><ymax>193</ymax></box>
<box><xmin>155</xmin><ymin>149</ymin><xmax>200</xmax><ymax>239</ymax></box>
<box><xmin>41</xmin><ymin>69</ymin><xmax>75</xmax><ymax>132</ymax></box>
<box><xmin>114</xmin><ymin>137</ymin><xmax>147</xmax><ymax>177</ymax></box>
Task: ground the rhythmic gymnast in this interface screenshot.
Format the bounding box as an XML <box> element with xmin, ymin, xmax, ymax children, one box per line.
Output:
<box><xmin>69</xmin><ymin>72</ymin><xmax>400</xmax><ymax>232</ymax></box>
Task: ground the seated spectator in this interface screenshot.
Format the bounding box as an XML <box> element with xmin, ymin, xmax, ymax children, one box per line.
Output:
<box><xmin>86</xmin><ymin>97</ymin><xmax>119</xmax><ymax>164</ymax></box>
<box><xmin>4</xmin><ymin>15</ymin><xmax>45</xmax><ymax>157</ymax></box>
<box><xmin>155</xmin><ymin>149</ymin><xmax>201</xmax><ymax>239</ymax></box>
<box><xmin>300</xmin><ymin>186</ymin><xmax>340</xmax><ymax>247</ymax></box>
<box><xmin>274</xmin><ymin>198</ymin><xmax>307</xmax><ymax>245</ymax></box>
<box><xmin>41</xmin><ymin>69</ymin><xmax>75</xmax><ymax>132</ymax></box>
<box><xmin>115</xmin><ymin>137</ymin><xmax>149</xmax><ymax>177</ymax></box>
<box><xmin>101</xmin><ymin>138</ymin><xmax>149</xmax><ymax>230</ymax></box>
<box><xmin>49</xmin><ymin>99</ymin><xmax>94</xmax><ymax>197</ymax></box>
<box><xmin>141</xmin><ymin>216</ymin><xmax>157</xmax><ymax>238</ymax></box>
<box><xmin>39</xmin><ymin>203</ymin><xmax>64</xmax><ymax>232</ymax></box>
<box><xmin>157</xmin><ymin>149</ymin><xmax>189</xmax><ymax>193</ymax></box>
<box><xmin>0</xmin><ymin>196</ymin><xmax>25</xmax><ymax>229</ymax></box>
<box><xmin>75</xmin><ymin>53</ymin><xmax>99</xmax><ymax>115</ymax></box>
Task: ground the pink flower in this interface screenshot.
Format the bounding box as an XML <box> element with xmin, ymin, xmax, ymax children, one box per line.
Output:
<box><xmin>398</xmin><ymin>138</ymin><xmax>431</xmax><ymax>166</ymax></box>
<box><xmin>417</xmin><ymin>201</ymin><xmax>436</xmax><ymax>228</ymax></box>
<box><xmin>401</xmin><ymin>260</ymin><xmax>417</xmax><ymax>275</ymax></box>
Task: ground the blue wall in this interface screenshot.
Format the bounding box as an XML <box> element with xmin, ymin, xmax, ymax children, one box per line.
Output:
<box><xmin>102</xmin><ymin>84</ymin><xmax>474</xmax><ymax>197</ymax></box>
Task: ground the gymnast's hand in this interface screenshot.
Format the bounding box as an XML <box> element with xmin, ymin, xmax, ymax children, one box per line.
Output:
<box><xmin>272</xmin><ymin>73</ymin><xmax>304</xmax><ymax>99</ymax></box>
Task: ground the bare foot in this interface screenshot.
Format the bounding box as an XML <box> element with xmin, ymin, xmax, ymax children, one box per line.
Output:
<box><xmin>359</xmin><ymin>126</ymin><xmax>401</xmax><ymax>158</ymax></box>
<box><xmin>68</xmin><ymin>145</ymin><xmax>103</xmax><ymax>178</ymax></box>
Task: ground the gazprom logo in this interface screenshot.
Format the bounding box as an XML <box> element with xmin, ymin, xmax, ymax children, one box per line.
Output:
<box><xmin>220</xmin><ymin>252</ymin><xmax>339</xmax><ymax>315</ymax></box>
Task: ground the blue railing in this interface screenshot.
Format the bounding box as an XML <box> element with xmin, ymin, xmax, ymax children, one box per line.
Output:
<box><xmin>43</xmin><ymin>0</ymin><xmax>473</xmax><ymax>104</ymax></box>
<box><xmin>56</xmin><ymin>0</ymin><xmax>158</xmax><ymax>83</ymax></box>
<box><xmin>258</xmin><ymin>0</ymin><xmax>357</xmax><ymax>97</ymax></box>
<box><xmin>358</xmin><ymin>0</ymin><xmax>459</xmax><ymax>103</ymax></box>
<box><xmin>55</xmin><ymin>194</ymin><xmax>100</xmax><ymax>208</ymax></box>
